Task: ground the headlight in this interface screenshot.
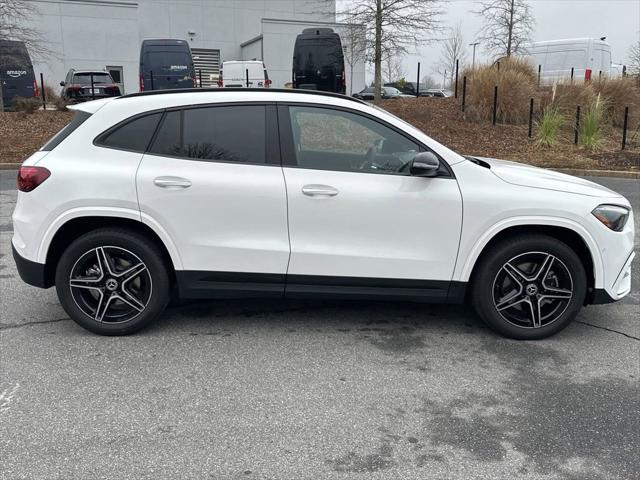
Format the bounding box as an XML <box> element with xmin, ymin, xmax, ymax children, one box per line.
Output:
<box><xmin>591</xmin><ymin>205</ymin><xmax>630</xmax><ymax>232</ymax></box>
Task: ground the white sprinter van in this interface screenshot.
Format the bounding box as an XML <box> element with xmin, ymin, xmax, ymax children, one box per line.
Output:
<box><xmin>218</xmin><ymin>61</ymin><xmax>271</xmax><ymax>88</ymax></box>
<box><xmin>524</xmin><ymin>38</ymin><xmax>613</xmax><ymax>83</ymax></box>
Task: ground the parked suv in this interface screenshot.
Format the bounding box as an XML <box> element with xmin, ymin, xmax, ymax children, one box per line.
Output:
<box><xmin>60</xmin><ymin>69</ymin><xmax>121</xmax><ymax>102</ymax></box>
<box><xmin>12</xmin><ymin>89</ymin><xmax>634</xmax><ymax>338</ymax></box>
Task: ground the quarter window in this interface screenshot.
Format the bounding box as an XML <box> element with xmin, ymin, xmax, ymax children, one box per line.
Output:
<box><xmin>97</xmin><ymin>113</ymin><xmax>162</xmax><ymax>152</ymax></box>
<box><xmin>288</xmin><ymin>106</ymin><xmax>420</xmax><ymax>175</ymax></box>
<box><xmin>149</xmin><ymin>105</ymin><xmax>266</xmax><ymax>164</ymax></box>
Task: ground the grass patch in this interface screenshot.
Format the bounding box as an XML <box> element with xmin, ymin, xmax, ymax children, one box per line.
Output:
<box><xmin>536</xmin><ymin>106</ymin><xmax>565</xmax><ymax>147</ymax></box>
<box><xmin>580</xmin><ymin>100</ymin><xmax>605</xmax><ymax>150</ymax></box>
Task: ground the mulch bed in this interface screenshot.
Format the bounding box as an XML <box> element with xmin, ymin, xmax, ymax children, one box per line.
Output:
<box><xmin>1</xmin><ymin>100</ymin><xmax>638</xmax><ymax>171</ymax></box>
<box><xmin>0</xmin><ymin>110</ymin><xmax>73</xmax><ymax>164</ymax></box>
<box><xmin>380</xmin><ymin>97</ymin><xmax>639</xmax><ymax>171</ymax></box>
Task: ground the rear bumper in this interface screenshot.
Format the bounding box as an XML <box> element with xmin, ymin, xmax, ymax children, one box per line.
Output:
<box><xmin>12</xmin><ymin>243</ymin><xmax>48</xmax><ymax>288</ymax></box>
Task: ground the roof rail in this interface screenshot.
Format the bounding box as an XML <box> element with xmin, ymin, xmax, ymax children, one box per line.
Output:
<box><xmin>118</xmin><ymin>87</ymin><xmax>366</xmax><ymax>105</ymax></box>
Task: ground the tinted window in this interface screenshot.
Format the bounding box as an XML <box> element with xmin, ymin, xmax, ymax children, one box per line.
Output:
<box><xmin>41</xmin><ymin>111</ymin><xmax>92</xmax><ymax>151</ymax></box>
<box><xmin>288</xmin><ymin>106</ymin><xmax>419</xmax><ymax>175</ymax></box>
<box><xmin>73</xmin><ymin>73</ymin><xmax>112</xmax><ymax>85</ymax></box>
<box><xmin>97</xmin><ymin>113</ymin><xmax>162</xmax><ymax>152</ymax></box>
<box><xmin>150</xmin><ymin>106</ymin><xmax>266</xmax><ymax>163</ymax></box>
<box><xmin>294</xmin><ymin>37</ymin><xmax>344</xmax><ymax>71</ymax></box>
<box><xmin>144</xmin><ymin>51</ymin><xmax>192</xmax><ymax>75</ymax></box>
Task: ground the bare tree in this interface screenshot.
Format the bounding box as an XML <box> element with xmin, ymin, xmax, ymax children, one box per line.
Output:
<box><xmin>382</xmin><ymin>53</ymin><xmax>405</xmax><ymax>83</ymax></box>
<box><xmin>0</xmin><ymin>0</ymin><xmax>50</xmax><ymax>63</ymax></box>
<box><xmin>1</xmin><ymin>0</ymin><xmax>53</xmax><ymax>111</ymax></box>
<box><xmin>475</xmin><ymin>0</ymin><xmax>534</xmax><ymax>58</ymax></box>
<box><xmin>628</xmin><ymin>40</ymin><xmax>640</xmax><ymax>76</ymax></box>
<box><xmin>341</xmin><ymin>21</ymin><xmax>367</xmax><ymax>95</ymax></box>
<box><xmin>438</xmin><ymin>22</ymin><xmax>467</xmax><ymax>86</ymax></box>
<box><xmin>421</xmin><ymin>74</ymin><xmax>438</xmax><ymax>89</ymax></box>
<box><xmin>340</xmin><ymin>0</ymin><xmax>443</xmax><ymax>101</ymax></box>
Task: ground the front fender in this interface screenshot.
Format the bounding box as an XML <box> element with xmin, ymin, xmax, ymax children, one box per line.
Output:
<box><xmin>454</xmin><ymin>215</ymin><xmax>604</xmax><ymax>289</ymax></box>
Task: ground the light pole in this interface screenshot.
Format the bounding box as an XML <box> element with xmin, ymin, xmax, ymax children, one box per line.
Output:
<box><xmin>469</xmin><ymin>42</ymin><xmax>480</xmax><ymax>71</ymax></box>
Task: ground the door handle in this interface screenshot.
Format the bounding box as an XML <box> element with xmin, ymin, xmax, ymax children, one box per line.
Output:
<box><xmin>302</xmin><ymin>184</ymin><xmax>339</xmax><ymax>197</ymax></box>
<box><xmin>153</xmin><ymin>176</ymin><xmax>192</xmax><ymax>189</ymax></box>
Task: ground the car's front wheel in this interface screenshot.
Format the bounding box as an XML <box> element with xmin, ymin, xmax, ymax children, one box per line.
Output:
<box><xmin>472</xmin><ymin>234</ymin><xmax>587</xmax><ymax>340</ymax></box>
<box><xmin>55</xmin><ymin>228</ymin><xmax>170</xmax><ymax>335</ymax></box>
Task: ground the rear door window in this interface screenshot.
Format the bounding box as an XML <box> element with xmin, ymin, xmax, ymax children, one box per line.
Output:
<box><xmin>144</xmin><ymin>51</ymin><xmax>191</xmax><ymax>75</ymax></box>
<box><xmin>41</xmin><ymin>111</ymin><xmax>92</xmax><ymax>151</ymax></box>
<box><xmin>149</xmin><ymin>105</ymin><xmax>266</xmax><ymax>164</ymax></box>
<box><xmin>96</xmin><ymin>112</ymin><xmax>163</xmax><ymax>152</ymax></box>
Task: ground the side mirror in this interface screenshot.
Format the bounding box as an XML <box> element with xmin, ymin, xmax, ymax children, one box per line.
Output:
<box><xmin>59</xmin><ymin>81</ymin><xmax>65</xmax><ymax>86</ymax></box>
<box><xmin>410</xmin><ymin>151</ymin><xmax>440</xmax><ymax>177</ymax></box>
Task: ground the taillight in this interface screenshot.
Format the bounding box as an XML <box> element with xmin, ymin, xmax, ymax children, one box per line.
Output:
<box><xmin>33</xmin><ymin>79</ymin><xmax>39</xmax><ymax>98</ymax></box>
<box><xmin>191</xmin><ymin>74</ymin><xmax>197</xmax><ymax>87</ymax></box>
<box><xmin>17</xmin><ymin>166</ymin><xmax>50</xmax><ymax>192</ymax></box>
<box><xmin>217</xmin><ymin>77</ymin><xmax>223</xmax><ymax>88</ymax></box>
<box><xmin>139</xmin><ymin>74</ymin><xmax>144</xmax><ymax>92</ymax></box>
<box><xmin>585</xmin><ymin>69</ymin><xmax>592</xmax><ymax>81</ymax></box>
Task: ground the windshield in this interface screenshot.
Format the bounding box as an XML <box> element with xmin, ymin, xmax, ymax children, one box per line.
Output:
<box><xmin>72</xmin><ymin>73</ymin><xmax>112</xmax><ymax>85</ymax></box>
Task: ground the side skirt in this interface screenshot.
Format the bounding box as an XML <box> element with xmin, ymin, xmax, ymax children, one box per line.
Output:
<box><xmin>176</xmin><ymin>271</ymin><xmax>467</xmax><ymax>304</ymax></box>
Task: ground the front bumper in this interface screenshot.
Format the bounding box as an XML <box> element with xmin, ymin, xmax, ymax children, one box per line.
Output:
<box><xmin>12</xmin><ymin>243</ymin><xmax>49</xmax><ymax>288</ymax></box>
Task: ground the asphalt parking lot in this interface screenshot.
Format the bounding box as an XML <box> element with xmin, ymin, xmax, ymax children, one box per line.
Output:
<box><xmin>0</xmin><ymin>169</ymin><xmax>638</xmax><ymax>480</ymax></box>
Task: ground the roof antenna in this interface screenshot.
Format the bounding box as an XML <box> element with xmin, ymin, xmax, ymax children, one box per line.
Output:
<box><xmin>600</xmin><ymin>36</ymin><xmax>606</xmax><ymax>41</ymax></box>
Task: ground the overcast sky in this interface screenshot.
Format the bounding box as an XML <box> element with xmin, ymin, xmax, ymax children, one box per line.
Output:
<box><xmin>338</xmin><ymin>0</ymin><xmax>640</xmax><ymax>85</ymax></box>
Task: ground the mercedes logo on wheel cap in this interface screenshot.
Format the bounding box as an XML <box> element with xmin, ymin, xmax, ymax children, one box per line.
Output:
<box><xmin>525</xmin><ymin>284</ymin><xmax>538</xmax><ymax>296</ymax></box>
<box><xmin>105</xmin><ymin>278</ymin><xmax>118</xmax><ymax>291</ymax></box>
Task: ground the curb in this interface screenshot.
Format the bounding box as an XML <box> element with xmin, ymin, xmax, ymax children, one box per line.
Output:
<box><xmin>0</xmin><ymin>162</ymin><xmax>638</xmax><ymax>178</ymax></box>
<box><xmin>0</xmin><ymin>163</ymin><xmax>21</xmax><ymax>170</ymax></box>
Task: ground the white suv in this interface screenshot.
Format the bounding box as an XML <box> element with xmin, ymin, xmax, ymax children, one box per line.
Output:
<box><xmin>12</xmin><ymin>89</ymin><xmax>634</xmax><ymax>338</ymax></box>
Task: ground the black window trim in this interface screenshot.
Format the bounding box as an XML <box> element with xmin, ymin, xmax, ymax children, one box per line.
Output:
<box><xmin>42</xmin><ymin>110</ymin><xmax>93</xmax><ymax>152</ymax></box>
<box><xmin>276</xmin><ymin>102</ymin><xmax>454</xmax><ymax>179</ymax></box>
<box><xmin>94</xmin><ymin>101</ymin><xmax>280</xmax><ymax>167</ymax></box>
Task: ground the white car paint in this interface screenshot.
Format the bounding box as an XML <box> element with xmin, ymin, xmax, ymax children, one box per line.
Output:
<box><xmin>12</xmin><ymin>90</ymin><xmax>634</xmax><ymax>305</ymax></box>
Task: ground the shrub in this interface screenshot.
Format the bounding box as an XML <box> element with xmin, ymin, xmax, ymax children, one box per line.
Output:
<box><xmin>53</xmin><ymin>96</ymin><xmax>70</xmax><ymax>111</ymax></box>
<box><xmin>579</xmin><ymin>99</ymin><xmax>605</xmax><ymax>150</ymax></box>
<box><xmin>535</xmin><ymin>105</ymin><xmax>564</xmax><ymax>147</ymax></box>
<box><xmin>495</xmin><ymin>56</ymin><xmax>538</xmax><ymax>84</ymax></box>
<box><xmin>44</xmin><ymin>85</ymin><xmax>59</xmax><ymax>102</ymax></box>
<box><xmin>593</xmin><ymin>77</ymin><xmax>640</xmax><ymax>128</ymax></box>
<box><xmin>11</xmin><ymin>96</ymin><xmax>41</xmax><ymax>114</ymax></box>
<box><xmin>545</xmin><ymin>83</ymin><xmax>597</xmax><ymax>116</ymax></box>
<box><xmin>465</xmin><ymin>58</ymin><xmax>537</xmax><ymax>124</ymax></box>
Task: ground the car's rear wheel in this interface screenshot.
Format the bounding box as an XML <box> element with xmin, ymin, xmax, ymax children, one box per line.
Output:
<box><xmin>472</xmin><ymin>234</ymin><xmax>587</xmax><ymax>340</ymax></box>
<box><xmin>55</xmin><ymin>228</ymin><xmax>170</xmax><ymax>335</ymax></box>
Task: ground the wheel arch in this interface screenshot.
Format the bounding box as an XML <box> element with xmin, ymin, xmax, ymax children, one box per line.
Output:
<box><xmin>42</xmin><ymin>215</ymin><xmax>180</xmax><ymax>288</ymax></box>
<box><xmin>461</xmin><ymin>221</ymin><xmax>602</xmax><ymax>302</ymax></box>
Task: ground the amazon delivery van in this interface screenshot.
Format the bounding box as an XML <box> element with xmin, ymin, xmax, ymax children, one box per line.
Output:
<box><xmin>0</xmin><ymin>40</ymin><xmax>38</xmax><ymax>110</ymax></box>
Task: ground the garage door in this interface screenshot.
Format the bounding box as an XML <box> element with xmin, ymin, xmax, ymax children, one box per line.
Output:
<box><xmin>191</xmin><ymin>48</ymin><xmax>221</xmax><ymax>87</ymax></box>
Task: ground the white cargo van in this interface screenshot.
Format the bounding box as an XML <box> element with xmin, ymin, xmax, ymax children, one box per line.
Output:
<box><xmin>218</xmin><ymin>60</ymin><xmax>271</xmax><ymax>88</ymax></box>
<box><xmin>524</xmin><ymin>38</ymin><xmax>613</xmax><ymax>83</ymax></box>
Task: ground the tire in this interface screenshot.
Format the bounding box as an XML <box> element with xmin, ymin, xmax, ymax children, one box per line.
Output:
<box><xmin>55</xmin><ymin>228</ymin><xmax>170</xmax><ymax>335</ymax></box>
<box><xmin>471</xmin><ymin>234</ymin><xmax>587</xmax><ymax>340</ymax></box>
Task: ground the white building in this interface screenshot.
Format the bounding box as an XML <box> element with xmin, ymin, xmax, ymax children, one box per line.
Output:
<box><xmin>28</xmin><ymin>0</ymin><xmax>366</xmax><ymax>94</ymax></box>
